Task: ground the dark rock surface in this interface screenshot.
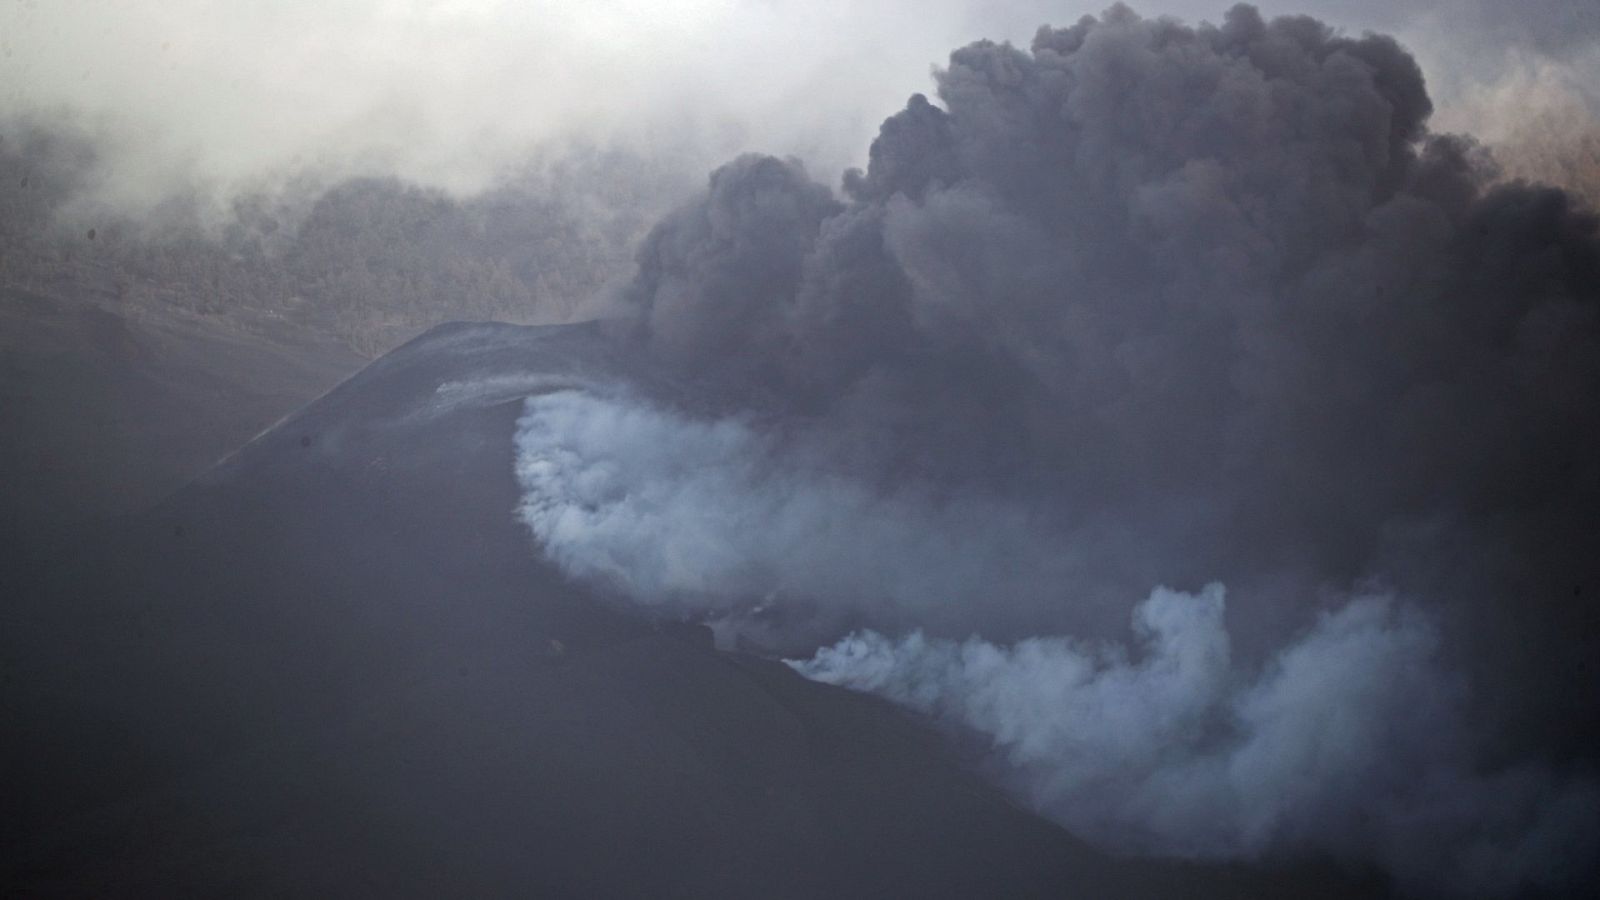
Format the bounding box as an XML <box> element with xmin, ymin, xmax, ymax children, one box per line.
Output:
<box><xmin>1</xmin><ymin>322</ymin><xmax>1378</xmax><ymax>897</ymax></box>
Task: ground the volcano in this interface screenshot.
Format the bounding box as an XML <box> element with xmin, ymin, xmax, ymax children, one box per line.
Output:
<box><xmin>1</xmin><ymin>321</ymin><xmax>1377</xmax><ymax>897</ymax></box>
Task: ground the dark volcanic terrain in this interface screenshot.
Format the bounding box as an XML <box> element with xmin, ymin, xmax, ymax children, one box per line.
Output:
<box><xmin>2</xmin><ymin>322</ymin><xmax>1378</xmax><ymax>897</ymax></box>
<box><xmin>0</xmin><ymin>283</ymin><xmax>363</xmax><ymax>530</ymax></box>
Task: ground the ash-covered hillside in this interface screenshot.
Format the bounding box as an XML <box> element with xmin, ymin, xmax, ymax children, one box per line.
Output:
<box><xmin>1</xmin><ymin>321</ymin><xmax>1377</xmax><ymax>898</ymax></box>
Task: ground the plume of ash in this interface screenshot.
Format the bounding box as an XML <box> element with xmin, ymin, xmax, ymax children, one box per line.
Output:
<box><xmin>794</xmin><ymin>586</ymin><xmax>1600</xmax><ymax>897</ymax></box>
<box><xmin>514</xmin><ymin>4</ymin><xmax>1600</xmax><ymax>892</ymax></box>
<box><xmin>611</xmin><ymin>2</ymin><xmax>1600</xmax><ymax>748</ymax></box>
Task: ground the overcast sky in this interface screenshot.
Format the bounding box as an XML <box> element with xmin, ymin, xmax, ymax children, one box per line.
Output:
<box><xmin>2</xmin><ymin>1</ymin><xmax>1595</xmax><ymax>207</ymax></box>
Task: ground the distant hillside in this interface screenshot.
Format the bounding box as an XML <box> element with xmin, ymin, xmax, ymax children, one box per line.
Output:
<box><xmin>0</xmin><ymin>283</ymin><xmax>362</xmax><ymax>527</ymax></box>
<box><xmin>0</xmin><ymin>117</ymin><xmax>682</xmax><ymax>357</ymax></box>
<box><xmin>0</xmin><ymin>117</ymin><xmax>686</xmax><ymax>526</ymax></box>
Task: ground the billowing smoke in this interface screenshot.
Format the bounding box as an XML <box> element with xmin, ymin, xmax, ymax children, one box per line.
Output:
<box><xmin>516</xmin><ymin>389</ymin><xmax>1113</xmax><ymax>643</ymax></box>
<box><xmin>796</xmin><ymin>588</ymin><xmax>1600</xmax><ymax>896</ymax></box>
<box><xmin>511</xmin><ymin>4</ymin><xmax>1600</xmax><ymax>893</ymax></box>
<box><xmin>607</xmin><ymin>2</ymin><xmax>1600</xmax><ymax>712</ymax></box>
<box><xmin>513</xmin><ymin>383</ymin><xmax>1600</xmax><ymax>892</ymax></box>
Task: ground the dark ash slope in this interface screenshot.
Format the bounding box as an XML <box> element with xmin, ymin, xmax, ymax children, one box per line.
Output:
<box><xmin>2</xmin><ymin>322</ymin><xmax>1375</xmax><ymax>898</ymax></box>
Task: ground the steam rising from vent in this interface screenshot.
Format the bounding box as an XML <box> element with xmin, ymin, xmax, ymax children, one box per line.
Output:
<box><xmin>511</xmin><ymin>4</ymin><xmax>1600</xmax><ymax>893</ymax></box>
<box><xmin>515</xmin><ymin>390</ymin><xmax>1090</xmax><ymax>638</ymax></box>
<box><xmin>514</xmin><ymin>385</ymin><xmax>1600</xmax><ymax>895</ymax></box>
<box><xmin>795</xmin><ymin>588</ymin><xmax>1600</xmax><ymax>897</ymax></box>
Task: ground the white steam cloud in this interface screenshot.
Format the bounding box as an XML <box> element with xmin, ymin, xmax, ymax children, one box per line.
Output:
<box><xmin>796</xmin><ymin>588</ymin><xmax>1600</xmax><ymax>897</ymax></box>
<box><xmin>514</xmin><ymin>389</ymin><xmax>1092</xmax><ymax>638</ymax></box>
<box><xmin>514</xmin><ymin>388</ymin><xmax>1599</xmax><ymax>895</ymax></box>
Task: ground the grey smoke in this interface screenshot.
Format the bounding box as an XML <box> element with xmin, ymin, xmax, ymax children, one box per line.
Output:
<box><xmin>616</xmin><ymin>3</ymin><xmax>1600</xmax><ymax>732</ymax></box>
<box><xmin>513</xmin><ymin>385</ymin><xmax>1599</xmax><ymax>893</ymax></box>
<box><xmin>510</xmin><ymin>4</ymin><xmax>1600</xmax><ymax>893</ymax></box>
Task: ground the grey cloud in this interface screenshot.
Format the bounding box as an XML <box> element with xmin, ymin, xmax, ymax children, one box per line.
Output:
<box><xmin>3</xmin><ymin>1</ymin><xmax>1594</xmax><ymax>215</ymax></box>
<box><xmin>516</xmin><ymin>4</ymin><xmax>1600</xmax><ymax>892</ymax></box>
<box><xmin>623</xmin><ymin>155</ymin><xmax>843</xmax><ymax>369</ymax></box>
<box><xmin>618</xmin><ymin>4</ymin><xmax>1600</xmax><ymax>689</ymax></box>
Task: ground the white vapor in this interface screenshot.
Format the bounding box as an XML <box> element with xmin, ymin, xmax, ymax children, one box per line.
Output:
<box><xmin>793</xmin><ymin>587</ymin><xmax>1600</xmax><ymax>896</ymax></box>
<box><xmin>514</xmin><ymin>389</ymin><xmax>1091</xmax><ymax>638</ymax></box>
<box><xmin>513</xmin><ymin>388</ymin><xmax>1599</xmax><ymax>895</ymax></box>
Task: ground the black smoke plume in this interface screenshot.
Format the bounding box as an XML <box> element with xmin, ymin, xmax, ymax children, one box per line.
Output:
<box><xmin>514</xmin><ymin>4</ymin><xmax>1600</xmax><ymax>894</ymax></box>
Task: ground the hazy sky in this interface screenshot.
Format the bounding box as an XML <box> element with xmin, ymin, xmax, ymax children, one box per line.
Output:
<box><xmin>3</xmin><ymin>1</ymin><xmax>1596</xmax><ymax>209</ymax></box>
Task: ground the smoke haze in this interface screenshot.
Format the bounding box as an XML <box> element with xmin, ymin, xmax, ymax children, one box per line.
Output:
<box><xmin>3</xmin><ymin>1</ymin><xmax>1596</xmax><ymax>214</ymax></box>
